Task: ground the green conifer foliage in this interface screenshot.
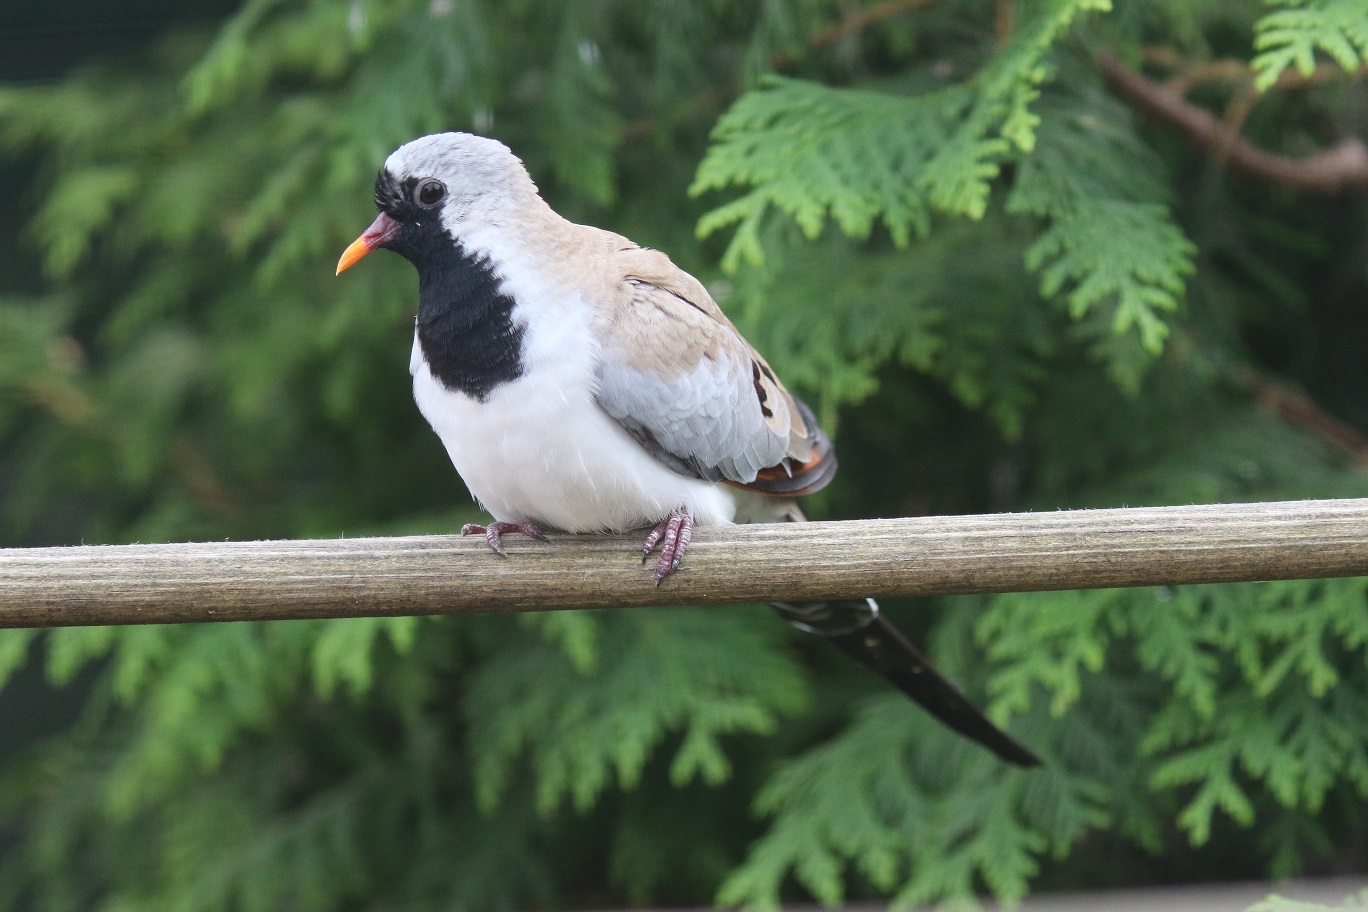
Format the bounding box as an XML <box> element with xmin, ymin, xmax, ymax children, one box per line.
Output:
<box><xmin>1</xmin><ymin>1</ymin><xmax>1367</xmax><ymax>908</ymax></box>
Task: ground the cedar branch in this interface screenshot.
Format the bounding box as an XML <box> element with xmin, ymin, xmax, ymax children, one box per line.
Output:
<box><xmin>1237</xmin><ymin>367</ymin><xmax>1368</xmax><ymax>469</ymax></box>
<box><xmin>802</xmin><ymin>0</ymin><xmax>935</xmax><ymax>56</ymax></box>
<box><xmin>1098</xmin><ymin>50</ymin><xmax>1368</xmax><ymax>193</ymax></box>
<box><xmin>623</xmin><ymin>0</ymin><xmax>934</xmax><ymax>140</ymax></box>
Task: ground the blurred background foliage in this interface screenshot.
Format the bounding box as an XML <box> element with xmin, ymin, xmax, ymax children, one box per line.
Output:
<box><xmin>0</xmin><ymin>0</ymin><xmax>1367</xmax><ymax>909</ymax></box>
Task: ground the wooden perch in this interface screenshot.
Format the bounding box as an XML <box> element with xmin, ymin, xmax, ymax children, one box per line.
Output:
<box><xmin>2</xmin><ymin>499</ymin><xmax>1367</xmax><ymax>629</ymax></box>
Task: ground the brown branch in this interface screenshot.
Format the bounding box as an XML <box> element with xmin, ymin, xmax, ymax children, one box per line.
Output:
<box><xmin>4</xmin><ymin>499</ymin><xmax>1368</xmax><ymax>628</ymax></box>
<box><xmin>623</xmin><ymin>0</ymin><xmax>935</xmax><ymax>141</ymax></box>
<box><xmin>1143</xmin><ymin>47</ymin><xmax>1368</xmax><ymax>94</ymax></box>
<box><xmin>1098</xmin><ymin>50</ymin><xmax>1368</xmax><ymax>194</ymax></box>
<box><xmin>994</xmin><ymin>0</ymin><xmax>1013</xmax><ymax>47</ymax></box>
<box><xmin>1236</xmin><ymin>366</ymin><xmax>1368</xmax><ymax>469</ymax></box>
<box><xmin>795</xmin><ymin>0</ymin><xmax>936</xmax><ymax>60</ymax></box>
<box><xmin>1163</xmin><ymin>58</ymin><xmax>1256</xmax><ymax>96</ymax></box>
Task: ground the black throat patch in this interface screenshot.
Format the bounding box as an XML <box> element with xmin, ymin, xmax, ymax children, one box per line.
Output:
<box><xmin>414</xmin><ymin>239</ymin><xmax>526</xmax><ymax>402</ymax></box>
<box><xmin>373</xmin><ymin>168</ymin><xmax>526</xmax><ymax>401</ymax></box>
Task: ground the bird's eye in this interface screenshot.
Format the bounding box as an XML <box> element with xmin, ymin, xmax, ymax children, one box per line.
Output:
<box><xmin>416</xmin><ymin>179</ymin><xmax>447</xmax><ymax>207</ymax></box>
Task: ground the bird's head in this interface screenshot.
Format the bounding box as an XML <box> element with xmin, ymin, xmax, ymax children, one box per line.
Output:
<box><xmin>336</xmin><ymin>132</ymin><xmax>537</xmax><ymax>274</ymax></box>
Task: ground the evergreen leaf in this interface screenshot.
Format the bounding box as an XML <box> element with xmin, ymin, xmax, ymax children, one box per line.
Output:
<box><xmin>691</xmin><ymin>76</ymin><xmax>940</xmax><ymax>265</ymax></box>
<box><xmin>0</xmin><ymin>630</ymin><xmax>37</xmax><ymax>693</ymax></box>
<box><xmin>1009</xmin><ymin>87</ymin><xmax>1195</xmax><ymax>359</ymax></box>
<box><xmin>466</xmin><ymin>607</ymin><xmax>806</xmax><ymax>816</ymax></box>
<box><xmin>694</xmin><ymin>0</ymin><xmax>1112</xmax><ymax>259</ymax></box>
<box><xmin>980</xmin><ymin>588</ymin><xmax>1122</xmax><ymax>719</ymax></box>
<box><xmin>523</xmin><ymin>610</ymin><xmax>600</xmax><ymax>674</ymax></box>
<box><xmin>310</xmin><ymin>616</ymin><xmax>419</xmax><ymax>698</ymax></box>
<box><xmin>5</xmin><ymin>2</ymin><xmax>1368</xmax><ymax>908</ymax></box>
<box><xmin>1130</xmin><ymin>587</ymin><xmax>1220</xmax><ymax>719</ymax></box>
<box><xmin>1026</xmin><ymin>198</ymin><xmax>1191</xmax><ymax>352</ymax></box>
<box><xmin>44</xmin><ymin>626</ymin><xmax>117</xmax><ymax>686</ymax></box>
<box><xmin>720</xmin><ymin>696</ymin><xmax>1048</xmax><ymax>910</ymax></box>
<box><xmin>721</xmin><ymin>218</ymin><xmax>1053</xmax><ymax>433</ymax></box>
<box><xmin>1252</xmin><ymin>0</ymin><xmax>1368</xmax><ymax>90</ymax></box>
<box><xmin>33</xmin><ymin>166</ymin><xmax>140</xmax><ymax>277</ymax></box>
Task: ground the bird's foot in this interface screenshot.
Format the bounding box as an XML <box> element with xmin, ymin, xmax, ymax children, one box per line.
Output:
<box><xmin>461</xmin><ymin>521</ymin><xmax>548</xmax><ymax>557</ymax></box>
<box><xmin>641</xmin><ymin>506</ymin><xmax>693</xmax><ymax>586</ymax></box>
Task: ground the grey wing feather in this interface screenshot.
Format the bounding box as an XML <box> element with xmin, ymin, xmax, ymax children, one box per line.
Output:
<box><xmin>594</xmin><ymin>248</ymin><xmax>817</xmax><ymax>487</ymax></box>
<box><xmin>596</xmin><ymin>283</ymin><xmax>789</xmax><ymax>484</ymax></box>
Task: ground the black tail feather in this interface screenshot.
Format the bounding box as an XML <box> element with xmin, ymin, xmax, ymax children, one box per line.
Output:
<box><xmin>773</xmin><ymin>599</ymin><xmax>1041</xmax><ymax>767</ymax></box>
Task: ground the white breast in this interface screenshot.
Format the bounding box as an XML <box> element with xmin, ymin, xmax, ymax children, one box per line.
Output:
<box><xmin>409</xmin><ymin>280</ymin><xmax>737</xmax><ymax>534</ymax></box>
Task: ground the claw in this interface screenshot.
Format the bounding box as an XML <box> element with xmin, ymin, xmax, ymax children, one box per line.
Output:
<box><xmin>640</xmin><ymin>507</ymin><xmax>694</xmax><ymax>586</ymax></box>
<box><xmin>462</xmin><ymin>521</ymin><xmax>548</xmax><ymax>557</ymax></box>
<box><xmin>640</xmin><ymin>523</ymin><xmax>665</xmax><ymax>562</ymax></box>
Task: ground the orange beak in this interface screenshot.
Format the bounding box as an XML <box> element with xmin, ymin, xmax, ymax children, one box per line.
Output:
<box><xmin>336</xmin><ymin>212</ymin><xmax>401</xmax><ymax>275</ymax></box>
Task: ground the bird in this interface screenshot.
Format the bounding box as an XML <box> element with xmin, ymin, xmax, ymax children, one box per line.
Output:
<box><xmin>336</xmin><ymin>132</ymin><xmax>1040</xmax><ymax>767</ymax></box>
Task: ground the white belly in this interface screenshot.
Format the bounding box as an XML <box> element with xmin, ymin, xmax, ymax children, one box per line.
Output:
<box><xmin>411</xmin><ymin>336</ymin><xmax>736</xmax><ymax>533</ymax></box>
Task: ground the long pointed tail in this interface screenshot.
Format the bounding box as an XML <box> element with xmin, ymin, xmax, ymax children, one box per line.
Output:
<box><xmin>771</xmin><ymin>596</ymin><xmax>1040</xmax><ymax>767</ymax></box>
<box><xmin>738</xmin><ymin>498</ymin><xmax>1040</xmax><ymax>766</ymax></box>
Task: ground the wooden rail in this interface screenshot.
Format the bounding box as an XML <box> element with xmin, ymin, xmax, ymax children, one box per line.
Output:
<box><xmin>2</xmin><ymin>498</ymin><xmax>1366</xmax><ymax>628</ymax></box>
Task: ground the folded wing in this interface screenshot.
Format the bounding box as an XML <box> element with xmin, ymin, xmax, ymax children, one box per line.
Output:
<box><xmin>594</xmin><ymin>246</ymin><xmax>835</xmax><ymax>497</ymax></box>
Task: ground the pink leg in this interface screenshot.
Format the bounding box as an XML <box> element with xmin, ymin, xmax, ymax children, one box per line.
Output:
<box><xmin>640</xmin><ymin>506</ymin><xmax>694</xmax><ymax>586</ymax></box>
<box><xmin>461</xmin><ymin>521</ymin><xmax>548</xmax><ymax>557</ymax></box>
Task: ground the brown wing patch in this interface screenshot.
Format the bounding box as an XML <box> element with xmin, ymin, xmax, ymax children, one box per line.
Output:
<box><xmin>609</xmin><ymin>279</ymin><xmax>725</xmax><ymax>380</ymax></box>
<box><xmin>726</xmin><ymin>438</ymin><xmax>837</xmax><ymax>497</ymax></box>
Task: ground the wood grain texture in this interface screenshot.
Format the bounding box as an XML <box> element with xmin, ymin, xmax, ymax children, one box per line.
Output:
<box><xmin>3</xmin><ymin>499</ymin><xmax>1367</xmax><ymax>629</ymax></box>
